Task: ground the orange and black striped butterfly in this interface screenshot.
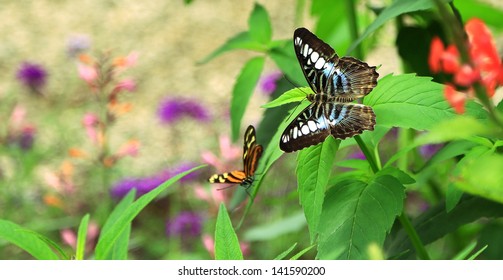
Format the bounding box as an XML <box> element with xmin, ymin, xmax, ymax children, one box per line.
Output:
<box><xmin>208</xmin><ymin>125</ymin><xmax>263</xmax><ymax>189</ymax></box>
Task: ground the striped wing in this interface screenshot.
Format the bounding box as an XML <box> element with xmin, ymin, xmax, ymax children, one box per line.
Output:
<box><xmin>280</xmin><ymin>102</ymin><xmax>376</xmax><ymax>153</ymax></box>
<box><xmin>208</xmin><ymin>125</ymin><xmax>263</xmax><ymax>187</ymax></box>
<box><xmin>293</xmin><ymin>27</ymin><xmax>378</xmax><ymax>102</ymax></box>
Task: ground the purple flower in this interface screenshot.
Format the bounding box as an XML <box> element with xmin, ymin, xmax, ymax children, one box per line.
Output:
<box><xmin>166</xmin><ymin>211</ymin><xmax>203</xmax><ymax>237</ymax></box>
<box><xmin>157</xmin><ymin>97</ymin><xmax>211</xmax><ymax>124</ymax></box>
<box><xmin>8</xmin><ymin>125</ymin><xmax>36</xmax><ymax>151</ymax></box>
<box><xmin>348</xmin><ymin>150</ymin><xmax>366</xmax><ymax>160</ymax></box>
<box><xmin>110</xmin><ymin>162</ymin><xmax>201</xmax><ymax>198</ymax></box>
<box><xmin>16</xmin><ymin>62</ymin><xmax>48</xmax><ymax>93</ymax></box>
<box><xmin>260</xmin><ymin>72</ymin><xmax>282</xmax><ymax>95</ymax></box>
<box><xmin>66</xmin><ymin>34</ymin><xmax>91</xmax><ymax>58</ymax></box>
<box><xmin>419</xmin><ymin>144</ymin><xmax>443</xmax><ymax>160</ymax></box>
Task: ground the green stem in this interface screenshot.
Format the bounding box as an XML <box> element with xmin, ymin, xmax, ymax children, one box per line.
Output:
<box><xmin>398</xmin><ymin>213</ymin><xmax>431</xmax><ymax>260</ymax></box>
<box><xmin>354</xmin><ymin>135</ymin><xmax>378</xmax><ymax>173</ymax></box>
<box><xmin>345</xmin><ymin>0</ymin><xmax>363</xmax><ymax>58</ymax></box>
<box><xmin>355</xmin><ymin>135</ymin><xmax>430</xmax><ymax>259</ymax></box>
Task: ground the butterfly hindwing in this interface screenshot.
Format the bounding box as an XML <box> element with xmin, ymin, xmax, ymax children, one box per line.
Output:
<box><xmin>208</xmin><ymin>125</ymin><xmax>263</xmax><ymax>188</ymax></box>
<box><xmin>280</xmin><ymin>102</ymin><xmax>375</xmax><ymax>152</ymax></box>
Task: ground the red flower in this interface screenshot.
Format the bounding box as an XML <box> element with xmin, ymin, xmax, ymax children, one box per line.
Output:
<box><xmin>444</xmin><ymin>84</ymin><xmax>466</xmax><ymax>114</ymax></box>
<box><xmin>428</xmin><ymin>18</ymin><xmax>503</xmax><ymax>113</ymax></box>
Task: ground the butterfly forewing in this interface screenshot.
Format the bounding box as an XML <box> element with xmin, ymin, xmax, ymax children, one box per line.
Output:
<box><xmin>208</xmin><ymin>125</ymin><xmax>263</xmax><ymax>188</ymax></box>
<box><xmin>293</xmin><ymin>27</ymin><xmax>378</xmax><ymax>102</ymax></box>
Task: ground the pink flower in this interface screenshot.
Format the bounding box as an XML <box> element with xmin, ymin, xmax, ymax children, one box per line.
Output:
<box><xmin>77</xmin><ymin>63</ymin><xmax>98</xmax><ymax>85</ymax></box>
<box><xmin>116</xmin><ymin>139</ymin><xmax>140</xmax><ymax>158</ymax></box>
<box><xmin>114</xmin><ymin>51</ymin><xmax>138</xmax><ymax>69</ymax></box>
<box><xmin>82</xmin><ymin>113</ymin><xmax>100</xmax><ymax>144</ymax></box>
<box><xmin>113</xmin><ymin>78</ymin><xmax>136</xmax><ymax>93</ymax></box>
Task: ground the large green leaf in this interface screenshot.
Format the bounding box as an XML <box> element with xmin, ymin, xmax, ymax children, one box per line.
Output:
<box><xmin>317</xmin><ymin>175</ymin><xmax>405</xmax><ymax>259</ymax></box>
<box><xmin>98</xmin><ymin>189</ymin><xmax>136</xmax><ymax>260</ymax></box>
<box><xmin>297</xmin><ymin>137</ymin><xmax>339</xmax><ymax>243</ymax></box>
<box><xmin>365</xmin><ymin>74</ymin><xmax>486</xmax><ymax>130</ymax></box>
<box><xmin>94</xmin><ymin>165</ymin><xmax>205</xmax><ymax>259</ymax></box>
<box><xmin>248</xmin><ymin>3</ymin><xmax>272</xmax><ymax>44</ymax></box>
<box><xmin>0</xmin><ymin>220</ymin><xmax>60</xmax><ymax>260</ymax></box>
<box><xmin>215</xmin><ymin>203</ymin><xmax>243</xmax><ymax>260</ymax></box>
<box><xmin>348</xmin><ymin>0</ymin><xmax>450</xmax><ymax>53</ymax></box>
<box><xmin>231</xmin><ymin>56</ymin><xmax>265</xmax><ymax>141</ymax></box>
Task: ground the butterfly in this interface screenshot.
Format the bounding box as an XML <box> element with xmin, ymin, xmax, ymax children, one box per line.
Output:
<box><xmin>280</xmin><ymin>27</ymin><xmax>379</xmax><ymax>153</ymax></box>
<box><xmin>208</xmin><ymin>125</ymin><xmax>263</xmax><ymax>189</ymax></box>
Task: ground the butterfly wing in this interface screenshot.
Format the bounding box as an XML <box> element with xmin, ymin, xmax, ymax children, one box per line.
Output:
<box><xmin>280</xmin><ymin>102</ymin><xmax>376</xmax><ymax>152</ymax></box>
<box><xmin>208</xmin><ymin>171</ymin><xmax>246</xmax><ymax>184</ymax></box>
<box><xmin>243</xmin><ymin>125</ymin><xmax>263</xmax><ymax>178</ymax></box>
<box><xmin>293</xmin><ymin>27</ymin><xmax>379</xmax><ymax>102</ymax></box>
<box><xmin>208</xmin><ymin>125</ymin><xmax>263</xmax><ymax>186</ymax></box>
<box><xmin>280</xmin><ymin>102</ymin><xmax>332</xmax><ymax>153</ymax></box>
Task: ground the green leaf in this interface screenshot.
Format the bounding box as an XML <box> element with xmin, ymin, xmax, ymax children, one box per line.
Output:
<box><xmin>215</xmin><ymin>203</ymin><xmax>243</xmax><ymax>260</ymax></box>
<box><xmin>446</xmin><ymin>183</ymin><xmax>464</xmax><ymax>213</ymax></box>
<box><xmin>99</xmin><ymin>189</ymin><xmax>136</xmax><ymax>260</ymax></box>
<box><xmin>456</xmin><ymin>153</ymin><xmax>503</xmax><ymax>204</ymax></box>
<box><xmin>273</xmin><ymin>243</ymin><xmax>297</xmax><ymax>260</ymax></box>
<box><xmin>453</xmin><ymin>241</ymin><xmax>478</xmax><ymax>260</ymax></box>
<box><xmin>269</xmin><ymin>44</ymin><xmax>306</xmax><ymax>85</ymax></box>
<box><xmin>243</xmin><ymin>211</ymin><xmax>306</xmax><ymax>242</ymax></box>
<box><xmin>199</xmin><ymin>32</ymin><xmax>265</xmax><ymax>64</ymax></box>
<box><xmin>317</xmin><ymin>175</ymin><xmax>405</xmax><ymax>259</ymax></box>
<box><xmin>75</xmin><ymin>214</ymin><xmax>90</xmax><ymax>260</ymax></box>
<box><xmin>94</xmin><ymin>165</ymin><xmax>205</xmax><ymax>259</ymax></box>
<box><xmin>467</xmin><ymin>245</ymin><xmax>488</xmax><ymax>260</ymax></box>
<box><xmin>348</xmin><ymin>0</ymin><xmax>450</xmax><ymax>53</ymax></box>
<box><xmin>262</xmin><ymin>87</ymin><xmax>310</xmax><ymax>108</ymax></box>
<box><xmin>297</xmin><ymin>137</ymin><xmax>339</xmax><ymax>243</ymax></box>
<box><xmin>290</xmin><ymin>244</ymin><xmax>317</xmax><ymax>260</ymax></box>
<box><xmin>231</xmin><ymin>56</ymin><xmax>265</xmax><ymax>141</ymax></box>
<box><xmin>0</xmin><ymin>220</ymin><xmax>60</xmax><ymax>260</ymax></box>
<box><xmin>377</xmin><ymin>166</ymin><xmax>415</xmax><ymax>185</ymax></box>
<box><xmin>248</xmin><ymin>3</ymin><xmax>272</xmax><ymax>44</ymax></box>
<box><xmin>421</xmin><ymin>140</ymin><xmax>478</xmax><ymax>171</ymax></box>
<box><xmin>414</xmin><ymin>116</ymin><xmax>491</xmax><ymax>145</ymax></box>
<box><xmin>388</xmin><ymin>196</ymin><xmax>503</xmax><ymax>259</ymax></box>
<box><xmin>365</xmin><ymin>74</ymin><xmax>487</xmax><ymax>130</ymax></box>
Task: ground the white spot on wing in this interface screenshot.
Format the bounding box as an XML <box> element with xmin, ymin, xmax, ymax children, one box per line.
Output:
<box><xmin>303</xmin><ymin>44</ymin><xmax>309</xmax><ymax>57</ymax></box>
<box><xmin>310</xmin><ymin>52</ymin><xmax>319</xmax><ymax>63</ymax></box>
<box><xmin>301</xmin><ymin>125</ymin><xmax>310</xmax><ymax>135</ymax></box>
<box><xmin>315</xmin><ymin>57</ymin><xmax>325</xmax><ymax>69</ymax></box>
<box><xmin>308</xmin><ymin>121</ymin><xmax>317</xmax><ymax>132</ymax></box>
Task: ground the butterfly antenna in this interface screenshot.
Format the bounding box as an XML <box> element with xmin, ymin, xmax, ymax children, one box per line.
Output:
<box><xmin>284</xmin><ymin>95</ymin><xmax>308</xmax><ymax>123</ymax></box>
<box><xmin>216</xmin><ymin>185</ymin><xmax>236</xmax><ymax>191</ymax></box>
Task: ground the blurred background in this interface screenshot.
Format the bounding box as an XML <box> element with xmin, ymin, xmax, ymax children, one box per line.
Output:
<box><xmin>1</xmin><ymin>0</ymin><xmax>502</xmax><ymax>260</ymax></box>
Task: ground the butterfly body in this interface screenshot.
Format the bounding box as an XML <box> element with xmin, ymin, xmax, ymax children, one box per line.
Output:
<box><xmin>280</xmin><ymin>28</ymin><xmax>379</xmax><ymax>153</ymax></box>
<box><xmin>208</xmin><ymin>125</ymin><xmax>263</xmax><ymax>189</ymax></box>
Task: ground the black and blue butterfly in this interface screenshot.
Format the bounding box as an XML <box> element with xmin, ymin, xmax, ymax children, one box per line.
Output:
<box><xmin>280</xmin><ymin>28</ymin><xmax>379</xmax><ymax>153</ymax></box>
